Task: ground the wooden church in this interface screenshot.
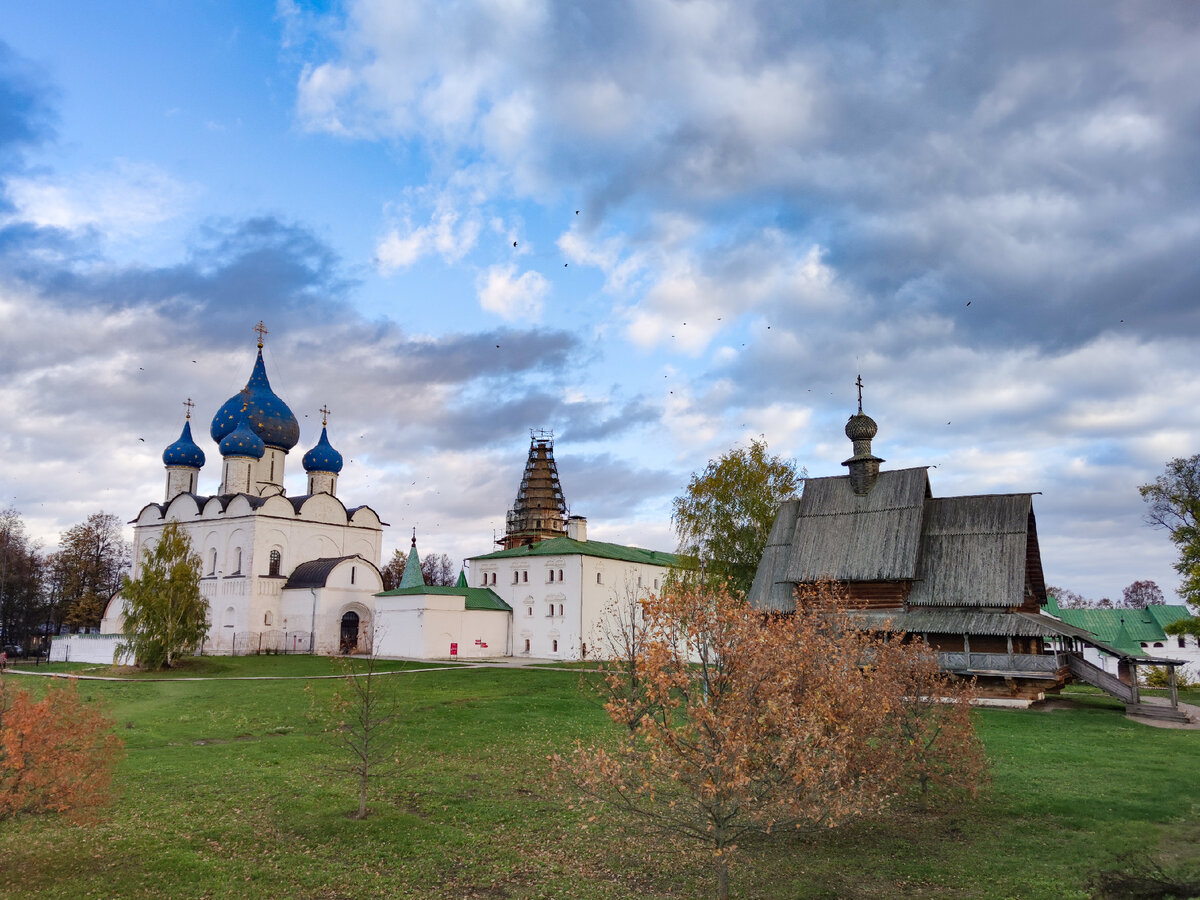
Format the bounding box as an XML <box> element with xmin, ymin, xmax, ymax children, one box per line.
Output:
<box><xmin>748</xmin><ymin>384</ymin><xmax>1187</xmax><ymax>715</ymax></box>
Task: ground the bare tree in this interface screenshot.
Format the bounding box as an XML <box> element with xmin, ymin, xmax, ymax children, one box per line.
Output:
<box><xmin>315</xmin><ymin>646</ymin><xmax>404</xmax><ymax>820</ymax></box>
<box><xmin>1121</xmin><ymin>580</ymin><xmax>1165</xmax><ymax>609</ymax></box>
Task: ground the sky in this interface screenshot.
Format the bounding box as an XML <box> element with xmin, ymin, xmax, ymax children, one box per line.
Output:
<box><xmin>2</xmin><ymin>1</ymin><xmax>1199</xmax><ymax>603</ymax></box>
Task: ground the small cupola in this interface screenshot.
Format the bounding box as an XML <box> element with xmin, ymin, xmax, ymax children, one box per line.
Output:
<box><xmin>841</xmin><ymin>375</ymin><xmax>885</xmax><ymax>495</ymax></box>
<box><xmin>162</xmin><ymin>399</ymin><xmax>205</xmax><ymax>501</ymax></box>
<box><xmin>302</xmin><ymin>405</ymin><xmax>343</xmax><ymax>497</ymax></box>
<box><xmin>218</xmin><ymin>399</ymin><xmax>265</xmax><ymax>495</ymax></box>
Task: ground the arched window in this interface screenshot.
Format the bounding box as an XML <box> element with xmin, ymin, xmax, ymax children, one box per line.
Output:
<box><xmin>596</xmin><ymin>572</ymin><xmax>602</xmax><ymax>584</ymax></box>
<box><xmin>491</xmin><ymin>573</ymin><xmax>496</xmax><ymax>585</ymax></box>
<box><xmin>269</xmin><ymin>549</ymin><xmax>282</xmax><ymax>577</ymax></box>
<box><xmin>233</xmin><ymin>547</ymin><xmax>242</xmax><ymax>575</ymax></box>
<box><xmin>548</xmin><ymin>570</ymin><xmax>554</xmax><ymax>582</ymax></box>
<box><xmin>558</xmin><ymin>569</ymin><xmax>563</xmax><ymax>581</ymax></box>
<box><xmin>209</xmin><ymin>549</ymin><xmax>217</xmax><ymax>576</ymax></box>
<box><xmin>264</xmin><ymin>611</ymin><xmax>273</xmax><ymax>626</ymax></box>
<box><xmin>552</xmin><ymin>639</ymin><xmax>558</xmax><ymax>653</ymax></box>
<box><xmin>558</xmin><ymin>603</ymin><xmax>563</xmax><ymax>616</ymax></box>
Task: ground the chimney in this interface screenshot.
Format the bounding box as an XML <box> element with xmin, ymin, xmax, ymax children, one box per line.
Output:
<box><xmin>566</xmin><ymin>515</ymin><xmax>587</xmax><ymax>542</ymax></box>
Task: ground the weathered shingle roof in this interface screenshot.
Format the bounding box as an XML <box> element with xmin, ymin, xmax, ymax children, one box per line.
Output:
<box><xmin>782</xmin><ymin>468</ymin><xmax>930</xmax><ymax>583</ymax></box>
<box><xmin>908</xmin><ymin>495</ymin><xmax>1035</xmax><ymax>608</ymax></box>
<box><xmin>747</xmin><ymin>498</ymin><xmax>801</xmax><ymax>612</ymax></box>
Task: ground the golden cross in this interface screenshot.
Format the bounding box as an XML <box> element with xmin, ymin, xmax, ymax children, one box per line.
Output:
<box><xmin>319</xmin><ymin>404</ymin><xmax>331</xmax><ymax>427</ymax></box>
<box><xmin>183</xmin><ymin>397</ymin><xmax>195</xmax><ymax>420</ymax></box>
<box><xmin>254</xmin><ymin>320</ymin><xmax>269</xmax><ymax>347</ymax></box>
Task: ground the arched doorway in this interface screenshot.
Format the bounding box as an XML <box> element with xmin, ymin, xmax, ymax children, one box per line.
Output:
<box><xmin>340</xmin><ymin>611</ymin><xmax>360</xmax><ymax>654</ymax></box>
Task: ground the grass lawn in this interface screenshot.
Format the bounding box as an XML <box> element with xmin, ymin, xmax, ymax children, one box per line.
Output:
<box><xmin>1</xmin><ymin>663</ymin><xmax>1197</xmax><ymax>899</ymax></box>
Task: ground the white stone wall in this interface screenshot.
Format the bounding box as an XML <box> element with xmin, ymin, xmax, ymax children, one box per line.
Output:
<box><xmin>49</xmin><ymin>634</ymin><xmax>132</xmax><ymax>665</ymax></box>
<box><xmin>374</xmin><ymin>594</ymin><xmax>510</xmax><ymax>659</ymax></box>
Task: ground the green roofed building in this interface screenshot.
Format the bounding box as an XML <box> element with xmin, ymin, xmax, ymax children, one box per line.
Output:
<box><xmin>468</xmin><ymin>516</ymin><xmax>679</xmax><ymax>660</ymax></box>
<box><xmin>1044</xmin><ymin>599</ymin><xmax>1199</xmax><ymax>682</ymax></box>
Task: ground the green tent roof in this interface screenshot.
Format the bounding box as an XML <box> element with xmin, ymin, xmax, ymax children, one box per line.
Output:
<box><xmin>375</xmin><ymin>585</ymin><xmax>512</xmax><ymax>612</ymax></box>
<box><xmin>471</xmin><ymin>535</ymin><xmax>679</xmax><ymax>567</ymax></box>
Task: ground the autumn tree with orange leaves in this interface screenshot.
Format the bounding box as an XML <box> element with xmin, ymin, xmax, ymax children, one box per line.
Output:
<box><xmin>562</xmin><ymin>580</ymin><xmax>984</xmax><ymax>900</ymax></box>
<box><xmin>0</xmin><ymin>677</ymin><xmax>123</xmax><ymax>822</ymax></box>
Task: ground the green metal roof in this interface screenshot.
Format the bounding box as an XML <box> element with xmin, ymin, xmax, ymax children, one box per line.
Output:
<box><xmin>1048</xmin><ymin>604</ymin><xmax>1192</xmax><ymax>647</ymax></box>
<box><xmin>471</xmin><ymin>536</ymin><xmax>679</xmax><ymax>568</ymax></box>
<box><xmin>375</xmin><ymin>585</ymin><xmax>513</xmax><ymax>612</ymax></box>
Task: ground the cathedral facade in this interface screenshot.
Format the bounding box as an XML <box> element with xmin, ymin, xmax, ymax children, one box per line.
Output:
<box><xmin>102</xmin><ymin>330</ymin><xmax>385</xmax><ymax>656</ymax></box>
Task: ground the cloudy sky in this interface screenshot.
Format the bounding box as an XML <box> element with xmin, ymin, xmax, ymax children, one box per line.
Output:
<box><xmin>2</xmin><ymin>1</ymin><xmax>1198</xmax><ymax>602</ymax></box>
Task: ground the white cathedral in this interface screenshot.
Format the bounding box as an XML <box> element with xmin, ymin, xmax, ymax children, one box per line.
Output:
<box><xmin>101</xmin><ymin>330</ymin><xmax>386</xmax><ymax>656</ymax></box>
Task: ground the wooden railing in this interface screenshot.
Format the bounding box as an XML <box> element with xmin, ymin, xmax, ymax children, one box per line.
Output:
<box><xmin>937</xmin><ymin>651</ymin><xmax>1063</xmax><ymax>676</ymax></box>
<box><xmin>1063</xmin><ymin>652</ymin><xmax>1134</xmax><ymax>703</ymax></box>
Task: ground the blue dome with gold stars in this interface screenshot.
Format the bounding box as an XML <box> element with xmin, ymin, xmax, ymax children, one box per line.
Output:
<box><xmin>162</xmin><ymin>419</ymin><xmax>206</xmax><ymax>469</ymax></box>
<box><xmin>219</xmin><ymin>409</ymin><xmax>266</xmax><ymax>460</ymax></box>
<box><xmin>302</xmin><ymin>426</ymin><xmax>344</xmax><ymax>474</ymax></box>
<box><xmin>210</xmin><ymin>349</ymin><xmax>300</xmax><ymax>451</ymax></box>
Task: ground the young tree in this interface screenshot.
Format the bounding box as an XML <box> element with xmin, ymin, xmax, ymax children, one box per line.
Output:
<box><xmin>316</xmin><ymin>650</ymin><xmax>404</xmax><ymax>820</ymax></box>
<box><xmin>119</xmin><ymin>522</ymin><xmax>208</xmax><ymax>669</ymax></box>
<box><xmin>379</xmin><ymin>548</ymin><xmax>407</xmax><ymax>591</ymax></box>
<box><xmin>56</xmin><ymin>512</ymin><xmax>131</xmax><ymax>632</ymax></box>
<box><xmin>672</xmin><ymin>438</ymin><xmax>803</xmax><ymax>595</ymax></box>
<box><xmin>1121</xmin><ymin>580</ymin><xmax>1165</xmax><ymax>609</ymax></box>
<box><xmin>0</xmin><ymin>677</ymin><xmax>123</xmax><ymax>822</ymax></box>
<box><xmin>1140</xmin><ymin>455</ymin><xmax>1200</xmax><ymax>605</ymax></box>
<box><xmin>562</xmin><ymin>580</ymin><xmax>983</xmax><ymax>900</ymax></box>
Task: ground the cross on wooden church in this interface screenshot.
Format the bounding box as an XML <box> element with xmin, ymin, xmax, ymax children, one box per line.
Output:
<box><xmin>856</xmin><ymin>374</ymin><xmax>864</xmax><ymax>414</ymax></box>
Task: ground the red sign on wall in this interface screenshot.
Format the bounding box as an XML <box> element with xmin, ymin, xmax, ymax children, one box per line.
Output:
<box><xmin>450</xmin><ymin>642</ymin><xmax>458</xmax><ymax>658</ymax></box>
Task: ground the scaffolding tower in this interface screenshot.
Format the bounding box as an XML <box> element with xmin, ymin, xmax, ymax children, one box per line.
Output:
<box><xmin>500</xmin><ymin>429</ymin><xmax>568</xmax><ymax>549</ymax></box>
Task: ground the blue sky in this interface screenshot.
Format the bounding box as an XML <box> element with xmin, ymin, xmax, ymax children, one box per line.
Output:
<box><xmin>2</xmin><ymin>1</ymin><xmax>1199</xmax><ymax>603</ymax></box>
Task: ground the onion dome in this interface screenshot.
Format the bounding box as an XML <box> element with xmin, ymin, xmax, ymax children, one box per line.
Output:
<box><xmin>210</xmin><ymin>349</ymin><xmax>300</xmax><ymax>451</ymax></box>
<box><xmin>845</xmin><ymin>412</ymin><xmax>878</xmax><ymax>441</ymax></box>
<box><xmin>219</xmin><ymin>409</ymin><xmax>265</xmax><ymax>459</ymax></box>
<box><xmin>162</xmin><ymin>419</ymin><xmax>206</xmax><ymax>469</ymax></box>
<box><xmin>302</xmin><ymin>426</ymin><xmax>344</xmax><ymax>474</ymax></box>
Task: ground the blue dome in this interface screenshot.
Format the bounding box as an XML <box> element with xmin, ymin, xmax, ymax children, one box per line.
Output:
<box><xmin>210</xmin><ymin>349</ymin><xmax>300</xmax><ymax>451</ymax></box>
<box><xmin>303</xmin><ymin>426</ymin><xmax>344</xmax><ymax>474</ymax></box>
<box><xmin>162</xmin><ymin>419</ymin><xmax>206</xmax><ymax>469</ymax></box>
<box><xmin>219</xmin><ymin>409</ymin><xmax>266</xmax><ymax>460</ymax></box>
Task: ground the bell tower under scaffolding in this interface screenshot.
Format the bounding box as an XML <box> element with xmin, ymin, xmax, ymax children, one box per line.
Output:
<box><xmin>500</xmin><ymin>429</ymin><xmax>568</xmax><ymax>549</ymax></box>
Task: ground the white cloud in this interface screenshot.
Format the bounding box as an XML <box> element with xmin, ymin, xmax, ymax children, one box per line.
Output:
<box><xmin>375</xmin><ymin>205</ymin><xmax>482</xmax><ymax>273</ymax></box>
<box><xmin>2</xmin><ymin>160</ymin><xmax>191</xmax><ymax>237</ymax></box>
<box><xmin>476</xmin><ymin>263</ymin><xmax>549</xmax><ymax>320</ymax></box>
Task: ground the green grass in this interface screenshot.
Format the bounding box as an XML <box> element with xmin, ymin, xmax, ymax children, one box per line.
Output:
<box><xmin>1</xmin><ymin>664</ymin><xmax>1197</xmax><ymax>899</ymax></box>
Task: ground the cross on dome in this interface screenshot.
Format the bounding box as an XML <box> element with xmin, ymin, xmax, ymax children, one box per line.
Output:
<box><xmin>319</xmin><ymin>404</ymin><xmax>331</xmax><ymax>427</ymax></box>
<box><xmin>254</xmin><ymin>320</ymin><xmax>269</xmax><ymax>348</ymax></box>
<box><xmin>856</xmin><ymin>374</ymin><xmax>864</xmax><ymax>414</ymax></box>
<box><xmin>183</xmin><ymin>397</ymin><xmax>195</xmax><ymax>420</ymax></box>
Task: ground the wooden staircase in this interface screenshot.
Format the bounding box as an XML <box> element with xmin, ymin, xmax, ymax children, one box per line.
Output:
<box><xmin>1063</xmin><ymin>652</ymin><xmax>1189</xmax><ymax>723</ymax></box>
